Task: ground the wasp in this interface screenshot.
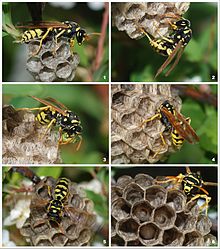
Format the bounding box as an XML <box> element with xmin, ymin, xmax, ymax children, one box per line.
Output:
<box><xmin>155</xmin><ymin>167</ymin><xmax>217</xmax><ymax>215</ymax></box>
<box><xmin>18</xmin><ymin>96</ymin><xmax>82</xmax><ymax>150</ymax></box>
<box><xmin>46</xmin><ymin>177</ymin><xmax>69</xmax><ymax>223</ymax></box>
<box><xmin>15</xmin><ymin>21</ymin><xmax>88</xmax><ymax>55</ymax></box>
<box><xmin>141</xmin><ymin>16</ymin><xmax>192</xmax><ymax>78</ymax></box>
<box><xmin>141</xmin><ymin>100</ymin><xmax>199</xmax><ymax>156</ymax></box>
<box><xmin>32</xmin><ymin>177</ymin><xmax>93</xmax><ymax>229</ymax></box>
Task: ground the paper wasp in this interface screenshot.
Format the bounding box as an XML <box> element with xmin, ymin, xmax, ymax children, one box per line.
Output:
<box><xmin>141</xmin><ymin>100</ymin><xmax>199</xmax><ymax>157</ymax></box>
<box><xmin>155</xmin><ymin>167</ymin><xmax>217</xmax><ymax>215</ymax></box>
<box><xmin>18</xmin><ymin>96</ymin><xmax>82</xmax><ymax>150</ymax></box>
<box><xmin>15</xmin><ymin>21</ymin><xmax>98</xmax><ymax>55</ymax></box>
<box><xmin>46</xmin><ymin>177</ymin><xmax>70</xmax><ymax>223</ymax></box>
<box><xmin>30</xmin><ymin>176</ymin><xmax>95</xmax><ymax>232</ymax></box>
<box><xmin>140</xmin><ymin>16</ymin><xmax>192</xmax><ymax>78</ymax></box>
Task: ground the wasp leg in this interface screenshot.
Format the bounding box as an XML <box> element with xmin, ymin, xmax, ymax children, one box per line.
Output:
<box><xmin>187</xmin><ymin>194</ymin><xmax>211</xmax><ymax>215</ymax></box>
<box><xmin>58</xmin><ymin>127</ymin><xmax>82</xmax><ymax>150</ymax></box>
<box><xmin>39</xmin><ymin>118</ymin><xmax>57</xmax><ymax>140</ymax></box>
<box><xmin>52</xmin><ymin>29</ymin><xmax>67</xmax><ymax>54</ymax></box>
<box><xmin>32</xmin><ymin>27</ymin><xmax>53</xmax><ymax>56</ymax></box>
<box><xmin>155</xmin><ymin>173</ymin><xmax>185</xmax><ymax>184</ymax></box>
<box><xmin>203</xmin><ymin>181</ymin><xmax>218</xmax><ymax>187</ymax></box>
<box><xmin>69</xmin><ymin>38</ymin><xmax>75</xmax><ymax>48</ymax></box>
<box><xmin>16</xmin><ymin>106</ymin><xmax>50</xmax><ymax>112</ymax></box>
<box><xmin>141</xmin><ymin>113</ymin><xmax>161</xmax><ymax>128</ymax></box>
<box><xmin>152</xmin><ymin>131</ymin><xmax>168</xmax><ymax>158</ymax></box>
<box><xmin>58</xmin><ymin>131</ymin><xmax>82</xmax><ymax>151</ymax></box>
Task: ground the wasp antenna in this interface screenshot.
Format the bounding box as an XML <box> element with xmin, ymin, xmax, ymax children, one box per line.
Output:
<box><xmin>87</xmin><ymin>32</ymin><xmax>101</xmax><ymax>36</ymax></box>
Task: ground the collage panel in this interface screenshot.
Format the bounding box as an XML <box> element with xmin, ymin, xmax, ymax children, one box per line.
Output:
<box><xmin>2</xmin><ymin>84</ymin><xmax>109</xmax><ymax>164</ymax></box>
<box><xmin>111</xmin><ymin>84</ymin><xmax>217</xmax><ymax>164</ymax></box>
<box><xmin>111</xmin><ymin>2</ymin><xmax>217</xmax><ymax>82</ymax></box>
<box><xmin>2</xmin><ymin>166</ymin><xmax>109</xmax><ymax>246</ymax></box>
<box><xmin>1</xmin><ymin>1</ymin><xmax>219</xmax><ymax>248</ymax></box>
<box><xmin>111</xmin><ymin>166</ymin><xmax>218</xmax><ymax>247</ymax></box>
<box><xmin>3</xmin><ymin>2</ymin><xmax>109</xmax><ymax>82</ymax></box>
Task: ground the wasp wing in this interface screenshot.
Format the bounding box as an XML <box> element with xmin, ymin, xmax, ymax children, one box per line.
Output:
<box><xmin>16</xmin><ymin>21</ymin><xmax>68</xmax><ymax>29</ymax></box>
<box><xmin>64</xmin><ymin>206</ymin><xmax>96</xmax><ymax>227</ymax></box>
<box><xmin>45</xmin><ymin>97</ymin><xmax>68</xmax><ymax>110</ymax></box>
<box><xmin>161</xmin><ymin>106</ymin><xmax>199</xmax><ymax>143</ymax></box>
<box><xmin>29</xmin><ymin>95</ymin><xmax>67</xmax><ymax>116</ymax></box>
<box><xmin>155</xmin><ymin>40</ymin><xmax>183</xmax><ymax>78</ymax></box>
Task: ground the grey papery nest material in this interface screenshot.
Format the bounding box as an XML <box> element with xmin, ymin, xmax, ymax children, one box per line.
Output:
<box><xmin>3</xmin><ymin>106</ymin><xmax>61</xmax><ymax>164</ymax></box>
<box><xmin>111</xmin><ymin>84</ymin><xmax>182</xmax><ymax>164</ymax></box>
<box><xmin>26</xmin><ymin>38</ymin><xmax>80</xmax><ymax>82</ymax></box>
<box><xmin>20</xmin><ymin>177</ymin><xmax>96</xmax><ymax>246</ymax></box>
<box><xmin>111</xmin><ymin>174</ymin><xmax>217</xmax><ymax>246</ymax></box>
<box><xmin>112</xmin><ymin>2</ymin><xmax>190</xmax><ymax>39</ymax></box>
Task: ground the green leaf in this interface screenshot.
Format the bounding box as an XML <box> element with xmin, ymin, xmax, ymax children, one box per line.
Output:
<box><xmin>181</xmin><ymin>100</ymin><xmax>205</xmax><ymax>129</ymax></box>
<box><xmin>85</xmin><ymin>190</ymin><xmax>108</xmax><ymax>220</ymax></box>
<box><xmin>197</xmin><ymin>106</ymin><xmax>217</xmax><ymax>154</ymax></box>
<box><xmin>184</xmin><ymin>39</ymin><xmax>203</xmax><ymax>62</ymax></box>
<box><xmin>3</xmin><ymin>84</ymin><xmax>43</xmax><ymax>96</ymax></box>
<box><xmin>35</xmin><ymin>167</ymin><xmax>63</xmax><ymax>179</ymax></box>
<box><xmin>131</xmin><ymin>65</ymin><xmax>154</xmax><ymax>82</ymax></box>
<box><xmin>97</xmin><ymin>168</ymin><xmax>109</xmax><ymax>188</ymax></box>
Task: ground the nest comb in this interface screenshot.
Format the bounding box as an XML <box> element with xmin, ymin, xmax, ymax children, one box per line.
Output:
<box><xmin>20</xmin><ymin>176</ymin><xmax>96</xmax><ymax>246</ymax></box>
<box><xmin>111</xmin><ymin>84</ymin><xmax>182</xmax><ymax>164</ymax></box>
<box><xmin>2</xmin><ymin>105</ymin><xmax>61</xmax><ymax>164</ymax></box>
<box><xmin>112</xmin><ymin>2</ymin><xmax>190</xmax><ymax>39</ymax></box>
<box><xmin>26</xmin><ymin>38</ymin><xmax>80</xmax><ymax>82</ymax></box>
<box><xmin>111</xmin><ymin>173</ymin><xmax>217</xmax><ymax>246</ymax></box>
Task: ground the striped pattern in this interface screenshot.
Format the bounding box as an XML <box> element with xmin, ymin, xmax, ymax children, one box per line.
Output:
<box><xmin>21</xmin><ymin>29</ymin><xmax>44</xmax><ymax>43</ymax></box>
<box><xmin>54</xmin><ymin>177</ymin><xmax>69</xmax><ymax>201</ymax></box>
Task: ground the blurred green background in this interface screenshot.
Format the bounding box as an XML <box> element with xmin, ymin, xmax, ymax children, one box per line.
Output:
<box><xmin>165</xmin><ymin>85</ymin><xmax>217</xmax><ymax>164</ymax></box>
<box><xmin>111</xmin><ymin>2</ymin><xmax>217</xmax><ymax>82</ymax></box>
<box><xmin>3</xmin><ymin>166</ymin><xmax>109</xmax><ymax>246</ymax></box>
<box><xmin>3</xmin><ymin>2</ymin><xmax>109</xmax><ymax>82</ymax></box>
<box><xmin>3</xmin><ymin>84</ymin><xmax>109</xmax><ymax>164</ymax></box>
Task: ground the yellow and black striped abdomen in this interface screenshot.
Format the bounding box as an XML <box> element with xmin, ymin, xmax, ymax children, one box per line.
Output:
<box><xmin>171</xmin><ymin>117</ymin><xmax>191</xmax><ymax>149</ymax></box>
<box><xmin>54</xmin><ymin>177</ymin><xmax>69</xmax><ymax>201</ymax></box>
<box><xmin>21</xmin><ymin>29</ymin><xmax>45</xmax><ymax>43</ymax></box>
<box><xmin>171</xmin><ymin>128</ymin><xmax>184</xmax><ymax>148</ymax></box>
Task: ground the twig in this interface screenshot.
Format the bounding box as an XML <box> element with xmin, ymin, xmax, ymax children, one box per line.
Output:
<box><xmin>89</xmin><ymin>2</ymin><xmax>108</xmax><ymax>81</ymax></box>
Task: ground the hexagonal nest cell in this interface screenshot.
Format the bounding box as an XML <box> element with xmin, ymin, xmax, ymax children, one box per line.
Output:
<box><xmin>111</xmin><ymin>84</ymin><xmax>182</xmax><ymax>164</ymax></box>
<box><xmin>111</xmin><ymin>173</ymin><xmax>217</xmax><ymax>246</ymax></box>
<box><xmin>20</xmin><ymin>176</ymin><xmax>96</xmax><ymax>246</ymax></box>
<box><xmin>26</xmin><ymin>38</ymin><xmax>80</xmax><ymax>82</ymax></box>
<box><xmin>2</xmin><ymin>105</ymin><xmax>61</xmax><ymax>164</ymax></box>
<box><xmin>112</xmin><ymin>2</ymin><xmax>190</xmax><ymax>39</ymax></box>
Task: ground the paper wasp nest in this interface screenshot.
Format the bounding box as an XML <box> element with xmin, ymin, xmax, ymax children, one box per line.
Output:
<box><xmin>20</xmin><ymin>177</ymin><xmax>96</xmax><ymax>246</ymax></box>
<box><xmin>112</xmin><ymin>2</ymin><xmax>190</xmax><ymax>39</ymax></box>
<box><xmin>26</xmin><ymin>38</ymin><xmax>80</xmax><ymax>82</ymax></box>
<box><xmin>111</xmin><ymin>84</ymin><xmax>181</xmax><ymax>164</ymax></box>
<box><xmin>2</xmin><ymin>106</ymin><xmax>61</xmax><ymax>164</ymax></box>
<box><xmin>111</xmin><ymin>174</ymin><xmax>216</xmax><ymax>246</ymax></box>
